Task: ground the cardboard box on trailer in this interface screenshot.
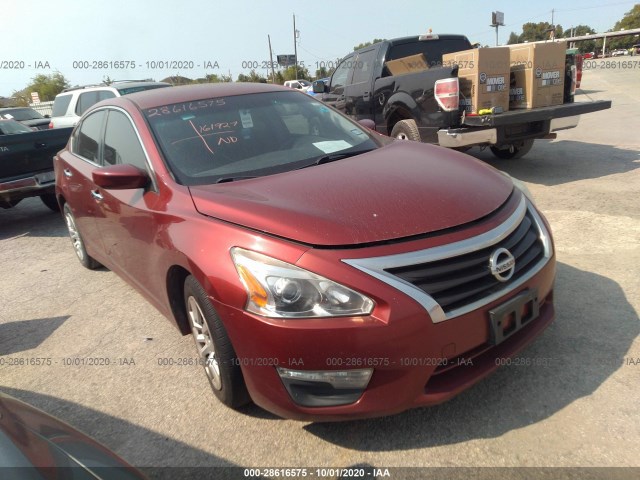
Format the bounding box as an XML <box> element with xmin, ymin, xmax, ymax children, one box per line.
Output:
<box><xmin>508</xmin><ymin>41</ymin><xmax>566</xmax><ymax>109</ymax></box>
<box><xmin>442</xmin><ymin>47</ymin><xmax>510</xmax><ymax>114</ymax></box>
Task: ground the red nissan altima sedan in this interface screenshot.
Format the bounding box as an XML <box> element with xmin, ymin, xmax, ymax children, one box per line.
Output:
<box><xmin>54</xmin><ymin>83</ymin><xmax>556</xmax><ymax>420</ymax></box>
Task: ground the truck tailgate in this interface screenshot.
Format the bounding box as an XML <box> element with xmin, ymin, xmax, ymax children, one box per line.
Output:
<box><xmin>462</xmin><ymin>100</ymin><xmax>611</xmax><ymax>127</ymax></box>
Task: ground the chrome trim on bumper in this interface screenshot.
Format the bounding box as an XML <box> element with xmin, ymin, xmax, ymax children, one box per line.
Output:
<box><xmin>343</xmin><ymin>196</ymin><xmax>553</xmax><ymax>323</ymax></box>
<box><xmin>550</xmin><ymin>115</ymin><xmax>580</xmax><ymax>131</ymax></box>
<box><xmin>437</xmin><ymin>128</ymin><xmax>497</xmax><ymax>148</ymax></box>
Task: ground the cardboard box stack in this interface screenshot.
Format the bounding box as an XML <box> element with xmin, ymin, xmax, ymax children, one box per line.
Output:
<box><xmin>442</xmin><ymin>47</ymin><xmax>510</xmax><ymax>114</ymax></box>
<box><xmin>385</xmin><ymin>54</ymin><xmax>429</xmax><ymax>76</ymax></box>
<box><xmin>508</xmin><ymin>41</ymin><xmax>566</xmax><ymax>109</ymax></box>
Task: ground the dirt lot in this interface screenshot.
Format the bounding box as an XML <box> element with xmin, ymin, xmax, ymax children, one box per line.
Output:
<box><xmin>1</xmin><ymin>62</ymin><xmax>638</xmax><ymax>479</ymax></box>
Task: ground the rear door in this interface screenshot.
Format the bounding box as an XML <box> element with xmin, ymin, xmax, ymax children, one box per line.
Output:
<box><xmin>56</xmin><ymin>110</ymin><xmax>107</xmax><ymax>258</ymax></box>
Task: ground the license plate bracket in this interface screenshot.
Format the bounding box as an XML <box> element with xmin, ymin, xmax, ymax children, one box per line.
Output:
<box><xmin>489</xmin><ymin>289</ymin><xmax>539</xmax><ymax>345</ymax></box>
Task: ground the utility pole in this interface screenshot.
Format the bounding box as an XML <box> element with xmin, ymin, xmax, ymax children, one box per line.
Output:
<box><xmin>268</xmin><ymin>35</ymin><xmax>276</xmax><ymax>84</ymax></box>
<box><xmin>293</xmin><ymin>14</ymin><xmax>298</xmax><ymax>80</ymax></box>
<box><xmin>551</xmin><ymin>9</ymin><xmax>555</xmax><ymax>40</ymax></box>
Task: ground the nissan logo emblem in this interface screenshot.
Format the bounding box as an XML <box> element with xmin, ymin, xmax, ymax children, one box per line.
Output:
<box><xmin>489</xmin><ymin>248</ymin><xmax>516</xmax><ymax>282</ymax></box>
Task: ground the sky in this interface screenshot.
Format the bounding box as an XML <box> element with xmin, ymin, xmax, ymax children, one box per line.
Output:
<box><xmin>2</xmin><ymin>0</ymin><xmax>637</xmax><ymax>97</ymax></box>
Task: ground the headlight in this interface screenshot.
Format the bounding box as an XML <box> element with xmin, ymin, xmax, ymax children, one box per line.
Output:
<box><xmin>230</xmin><ymin>248</ymin><xmax>374</xmax><ymax>318</ymax></box>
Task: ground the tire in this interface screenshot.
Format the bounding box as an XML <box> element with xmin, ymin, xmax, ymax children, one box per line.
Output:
<box><xmin>390</xmin><ymin>119</ymin><xmax>421</xmax><ymax>141</ymax></box>
<box><xmin>40</xmin><ymin>193</ymin><xmax>60</xmax><ymax>212</ymax></box>
<box><xmin>63</xmin><ymin>203</ymin><xmax>101</xmax><ymax>269</ymax></box>
<box><xmin>184</xmin><ymin>275</ymin><xmax>250</xmax><ymax>409</ymax></box>
<box><xmin>490</xmin><ymin>139</ymin><xmax>535</xmax><ymax>160</ymax></box>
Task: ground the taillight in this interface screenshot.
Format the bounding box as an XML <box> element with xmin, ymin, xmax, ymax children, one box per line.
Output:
<box><xmin>48</xmin><ymin>121</ymin><xmax>53</xmax><ymax>129</ymax></box>
<box><xmin>434</xmin><ymin>77</ymin><xmax>459</xmax><ymax>112</ymax></box>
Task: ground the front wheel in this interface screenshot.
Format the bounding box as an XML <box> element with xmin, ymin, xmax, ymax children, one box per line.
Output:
<box><xmin>390</xmin><ymin>119</ymin><xmax>421</xmax><ymax>141</ymax></box>
<box><xmin>63</xmin><ymin>203</ymin><xmax>101</xmax><ymax>269</ymax></box>
<box><xmin>184</xmin><ymin>275</ymin><xmax>250</xmax><ymax>409</ymax></box>
<box><xmin>490</xmin><ymin>139</ymin><xmax>535</xmax><ymax>160</ymax></box>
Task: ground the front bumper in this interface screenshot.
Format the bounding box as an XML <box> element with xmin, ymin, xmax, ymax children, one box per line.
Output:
<box><xmin>215</xmin><ymin>198</ymin><xmax>557</xmax><ymax>421</ymax></box>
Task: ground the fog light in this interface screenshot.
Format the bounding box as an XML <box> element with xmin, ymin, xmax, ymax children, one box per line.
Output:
<box><xmin>276</xmin><ymin>368</ymin><xmax>373</xmax><ymax>407</ymax></box>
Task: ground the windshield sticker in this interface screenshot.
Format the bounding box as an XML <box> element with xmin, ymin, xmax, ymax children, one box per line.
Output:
<box><xmin>239</xmin><ymin>110</ymin><xmax>253</xmax><ymax>128</ymax></box>
<box><xmin>312</xmin><ymin>140</ymin><xmax>352</xmax><ymax>154</ymax></box>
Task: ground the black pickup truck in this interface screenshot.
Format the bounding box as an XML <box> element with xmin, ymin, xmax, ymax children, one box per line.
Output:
<box><xmin>0</xmin><ymin>121</ymin><xmax>73</xmax><ymax>210</ymax></box>
<box><xmin>313</xmin><ymin>34</ymin><xmax>612</xmax><ymax>159</ymax></box>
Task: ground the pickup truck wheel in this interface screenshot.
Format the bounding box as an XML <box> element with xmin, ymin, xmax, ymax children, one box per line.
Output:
<box><xmin>391</xmin><ymin>119</ymin><xmax>421</xmax><ymax>141</ymax></box>
<box><xmin>490</xmin><ymin>139</ymin><xmax>534</xmax><ymax>160</ymax></box>
<box><xmin>184</xmin><ymin>275</ymin><xmax>250</xmax><ymax>409</ymax></box>
<box><xmin>63</xmin><ymin>204</ymin><xmax>101</xmax><ymax>269</ymax></box>
<box><xmin>40</xmin><ymin>193</ymin><xmax>60</xmax><ymax>212</ymax></box>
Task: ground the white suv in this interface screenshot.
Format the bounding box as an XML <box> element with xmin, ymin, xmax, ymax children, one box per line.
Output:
<box><xmin>49</xmin><ymin>80</ymin><xmax>170</xmax><ymax>129</ymax></box>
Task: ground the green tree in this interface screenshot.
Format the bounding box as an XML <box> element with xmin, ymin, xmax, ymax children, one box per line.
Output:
<box><xmin>563</xmin><ymin>25</ymin><xmax>596</xmax><ymax>53</ymax></box>
<box><xmin>353</xmin><ymin>38</ymin><xmax>385</xmax><ymax>50</ymax></box>
<box><xmin>518</xmin><ymin>22</ymin><xmax>564</xmax><ymax>43</ymax></box>
<box><xmin>507</xmin><ymin>32</ymin><xmax>520</xmax><ymax>44</ymax></box>
<box><xmin>608</xmin><ymin>4</ymin><xmax>640</xmax><ymax>50</ymax></box>
<box><xmin>281</xmin><ymin>65</ymin><xmax>311</xmax><ymax>81</ymax></box>
<box><xmin>315</xmin><ymin>66</ymin><xmax>331</xmax><ymax>79</ymax></box>
<box><xmin>237</xmin><ymin>69</ymin><xmax>267</xmax><ymax>83</ymax></box>
<box><xmin>13</xmin><ymin>72</ymin><xmax>69</xmax><ymax>105</ymax></box>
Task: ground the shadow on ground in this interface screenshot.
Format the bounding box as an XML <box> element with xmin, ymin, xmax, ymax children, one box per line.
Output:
<box><xmin>304</xmin><ymin>262</ymin><xmax>638</xmax><ymax>450</ymax></box>
<box><xmin>0</xmin><ymin>316</ymin><xmax>70</xmax><ymax>355</ymax></box>
<box><xmin>0</xmin><ymin>197</ymin><xmax>65</xmax><ymax>240</ymax></box>
<box><xmin>468</xmin><ymin>139</ymin><xmax>639</xmax><ymax>186</ymax></box>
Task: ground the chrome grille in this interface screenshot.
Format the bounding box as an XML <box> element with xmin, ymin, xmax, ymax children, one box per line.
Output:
<box><xmin>343</xmin><ymin>196</ymin><xmax>553</xmax><ymax>323</ymax></box>
<box><xmin>384</xmin><ymin>209</ymin><xmax>544</xmax><ymax>313</ymax></box>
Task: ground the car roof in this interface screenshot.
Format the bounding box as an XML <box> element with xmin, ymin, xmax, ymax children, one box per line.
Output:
<box><xmin>117</xmin><ymin>82</ymin><xmax>293</xmax><ymax>110</ymax></box>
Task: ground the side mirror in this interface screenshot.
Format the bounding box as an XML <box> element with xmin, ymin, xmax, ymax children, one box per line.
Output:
<box><xmin>92</xmin><ymin>164</ymin><xmax>149</xmax><ymax>190</ymax></box>
<box><xmin>44</xmin><ymin>114</ymin><xmax>51</xmax><ymax>118</ymax></box>
<box><xmin>312</xmin><ymin>80</ymin><xmax>327</xmax><ymax>94</ymax></box>
<box><xmin>358</xmin><ymin>119</ymin><xmax>376</xmax><ymax>131</ymax></box>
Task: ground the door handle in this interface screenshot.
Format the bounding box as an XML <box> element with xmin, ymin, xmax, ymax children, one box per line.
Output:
<box><xmin>34</xmin><ymin>142</ymin><xmax>47</xmax><ymax>149</ymax></box>
<box><xmin>63</xmin><ymin>169</ymin><xmax>73</xmax><ymax>178</ymax></box>
<box><xmin>363</xmin><ymin>91</ymin><xmax>370</xmax><ymax>101</ymax></box>
<box><xmin>91</xmin><ymin>190</ymin><xmax>103</xmax><ymax>201</ymax></box>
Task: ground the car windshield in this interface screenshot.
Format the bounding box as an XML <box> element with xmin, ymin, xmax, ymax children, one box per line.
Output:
<box><xmin>0</xmin><ymin>108</ymin><xmax>44</xmax><ymax>121</ymax></box>
<box><xmin>0</xmin><ymin>119</ymin><xmax>33</xmax><ymax>134</ymax></box>
<box><xmin>145</xmin><ymin>91</ymin><xmax>380</xmax><ymax>185</ymax></box>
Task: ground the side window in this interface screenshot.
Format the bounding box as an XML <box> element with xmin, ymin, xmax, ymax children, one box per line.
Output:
<box><xmin>330</xmin><ymin>56</ymin><xmax>355</xmax><ymax>93</ymax></box>
<box><xmin>76</xmin><ymin>90</ymin><xmax>115</xmax><ymax>115</ymax></box>
<box><xmin>52</xmin><ymin>94</ymin><xmax>72</xmax><ymax>117</ymax></box>
<box><xmin>352</xmin><ymin>49</ymin><xmax>376</xmax><ymax>84</ymax></box>
<box><xmin>103</xmin><ymin>110</ymin><xmax>149</xmax><ymax>171</ymax></box>
<box><xmin>72</xmin><ymin>110</ymin><xmax>106</xmax><ymax>162</ymax></box>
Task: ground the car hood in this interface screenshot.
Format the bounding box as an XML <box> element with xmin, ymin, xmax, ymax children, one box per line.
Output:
<box><xmin>189</xmin><ymin>141</ymin><xmax>513</xmax><ymax>246</ymax></box>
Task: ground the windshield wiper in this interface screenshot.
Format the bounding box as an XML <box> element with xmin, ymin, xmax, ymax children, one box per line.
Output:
<box><xmin>300</xmin><ymin>149</ymin><xmax>375</xmax><ymax>169</ymax></box>
<box><xmin>215</xmin><ymin>176</ymin><xmax>258</xmax><ymax>184</ymax></box>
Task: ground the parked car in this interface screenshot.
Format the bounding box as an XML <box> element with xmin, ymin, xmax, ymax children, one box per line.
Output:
<box><xmin>611</xmin><ymin>49</ymin><xmax>629</xmax><ymax>57</ymax></box>
<box><xmin>0</xmin><ymin>107</ymin><xmax>50</xmax><ymax>130</ymax></box>
<box><xmin>1</xmin><ymin>120</ymin><xmax>73</xmax><ymax>210</ymax></box>
<box><xmin>0</xmin><ymin>392</ymin><xmax>146</xmax><ymax>478</ymax></box>
<box><xmin>55</xmin><ymin>83</ymin><xmax>556</xmax><ymax>420</ymax></box>
<box><xmin>582</xmin><ymin>52</ymin><xmax>595</xmax><ymax>59</ymax></box>
<box><xmin>49</xmin><ymin>80</ymin><xmax>171</xmax><ymax>129</ymax></box>
<box><xmin>284</xmin><ymin>79</ymin><xmax>312</xmax><ymax>91</ymax></box>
